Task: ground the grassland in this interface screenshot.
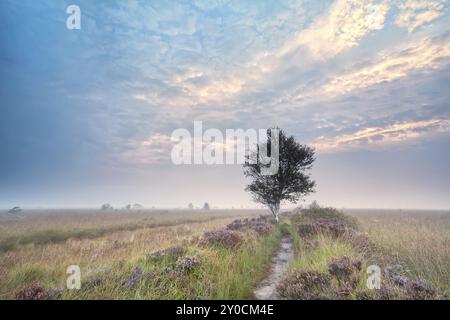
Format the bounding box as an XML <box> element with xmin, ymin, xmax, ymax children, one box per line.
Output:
<box><xmin>0</xmin><ymin>209</ymin><xmax>280</xmax><ymax>299</ymax></box>
<box><xmin>0</xmin><ymin>208</ymin><xmax>448</xmax><ymax>300</ymax></box>
<box><xmin>345</xmin><ymin>209</ymin><xmax>450</xmax><ymax>292</ymax></box>
<box><xmin>282</xmin><ymin>208</ymin><xmax>449</xmax><ymax>299</ymax></box>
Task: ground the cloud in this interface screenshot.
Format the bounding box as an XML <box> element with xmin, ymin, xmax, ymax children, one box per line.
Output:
<box><xmin>318</xmin><ymin>35</ymin><xmax>450</xmax><ymax>97</ymax></box>
<box><xmin>395</xmin><ymin>0</ymin><xmax>448</xmax><ymax>32</ymax></box>
<box><xmin>314</xmin><ymin>119</ymin><xmax>450</xmax><ymax>152</ymax></box>
<box><xmin>120</xmin><ymin>133</ymin><xmax>174</xmax><ymax>165</ymax></box>
<box><xmin>276</xmin><ymin>0</ymin><xmax>390</xmax><ymax>60</ymax></box>
<box><xmin>139</xmin><ymin>0</ymin><xmax>391</xmax><ymax>108</ymax></box>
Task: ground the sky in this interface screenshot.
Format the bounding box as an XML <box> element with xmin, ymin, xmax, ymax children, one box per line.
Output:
<box><xmin>0</xmin><ymin>0</ymin><xmax>449</xmax><ymax>210</ymax></box>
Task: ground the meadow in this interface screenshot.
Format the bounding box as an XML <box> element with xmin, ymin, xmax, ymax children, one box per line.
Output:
<box><xmin>346</xmin><ymin>209</ymin><xmax>450</xmax><ymax>292</ymax></box>
<box><xmin>0</xmin><ymin>208</ymin><xmax>448</xmax><ymax>299</ymax></box>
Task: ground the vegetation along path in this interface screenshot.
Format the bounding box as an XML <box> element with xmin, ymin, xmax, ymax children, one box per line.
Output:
<box><xmin>253</xmin><ymin>236</ymin><xmax>294</xmax><ymax>300</ymax></box>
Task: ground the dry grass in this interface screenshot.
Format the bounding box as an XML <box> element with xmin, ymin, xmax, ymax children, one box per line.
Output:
<box><xmin>0</xmin><ymin>209</ymin><xmax>278</xmax><ymax>299</ymax></box>
<box><xmin>345</xmin><ymin>209</ymin><xmax>450</xmax><ymax>292</ymax></box>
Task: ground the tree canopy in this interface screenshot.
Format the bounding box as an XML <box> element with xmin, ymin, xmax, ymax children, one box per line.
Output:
<box><xmin>243</xmin><ymin>129</ymin><xmax>315</xmax><ymax>221</ymax></box>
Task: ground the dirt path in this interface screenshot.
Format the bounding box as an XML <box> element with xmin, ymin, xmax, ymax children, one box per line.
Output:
<box><xmin>253</xmin><ymin>236</ymin><xmax>294</xmax><ymax>300</ymax></box>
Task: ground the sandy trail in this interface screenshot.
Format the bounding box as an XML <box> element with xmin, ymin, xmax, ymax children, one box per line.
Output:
<box><xmin>253</xmin><ymin>236</ymin><xmax>294</xmax><ymax>300</ymax></box>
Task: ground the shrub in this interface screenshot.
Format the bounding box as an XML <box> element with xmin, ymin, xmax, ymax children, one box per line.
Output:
<box><xmin>201</xmin><ymin>229</ymin><xmax>243</xmax><ymax>249</ymax></box>
<box><xmin>327</xmin><ymin>256</ymin><xmax>362</xmax><ymax>283</ymax></box>
<box><xmin>343</xmin><ymin>230</ymin><xmax>377</xmax><ymax>255</ymax></box>
<box><xmin>175</xmin><ymin>256</ymin><xmax>200</xmax><ymax>273</ymax></box>
<box><xmin>15</xmin><ymin>283</ymin><xmax>50</xmax><ymax>300</ymax></box>
<box><xmin>292</xmin><ymin>207</ymin><xmax>358</xmax><ymax>230</ymax></box>
<box><xmin>405</xmin><ymin>279</ymin><xmax>437</xmax><ymax>300</ymax></box>
<box><xmin>226</xmin><ymin>219</ymin><xmax>247</xmax><ymax>231</ymax></box>
<box><xmin>277</xmin><ymin>270</ymin><xmax>332</xmax><ymax>300</ymax></box>
<box><xmin>122</xmin><ymin>266</ymin><xmax>143</xmax><ymax>289</ymax></box>
<box><xmin>83</xmin><ymin>276</ymin><xmax>104</xmax><ymax>291</ymax></box>
<box><xmin>381</xmin><ymin>264</ymin><xmax>439</xmax><ymax>300</ymax></box>
<box><xmin>297</xmin><ymin>223</ymin><xmax>317</xmax><ymax>238</ymax></box>
<box><xmin>226</xmin><ymin>216</ymin><xmax>273</xmax><ymax>235</ymax></box>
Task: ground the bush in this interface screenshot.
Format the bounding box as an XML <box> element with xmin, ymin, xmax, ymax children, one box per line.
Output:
<box><xmin>277</xmin><ymin>270</ymin><xmax>332</xmax><ymax>300</ymax></box>
<box><xmin>382</xmin><ymin>264</ymin><xmax>438</xmax><ymax>300</ymax></box>
<box><xmin>175</xmin><ymin>256</ymin><xmax>200</xmax><ymax>273</ymax></box>
<box><xmin>122</xmin><ymin>266</ymin><xmax>143</xmax><ymax>289</ymax></box>
<box><xmin>201</xmin><ymin>229</ymin><xmax>243</xmax><ymax>249</ymax></box>
<box><xmin>15</xmin><ymin>283</ymin><xmax>56</xmax><ymax>300</ymax></box>
<box><xmin>292</xmin><ymin>207</ymin><xmax>358</xmax><ymax>230</ymax></box>
<box><xmin>226</xmin><ymin>216</ymin><xmax>273</xmax><ymax>235</ymax></box>
<box><xmin>328</xmin><ymin>256</ymin><xmax>361</xmax><ymax>279</ymax></box>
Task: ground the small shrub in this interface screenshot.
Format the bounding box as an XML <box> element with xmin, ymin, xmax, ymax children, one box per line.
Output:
<box><xmin>291</xmin><ymin>207</ymin><xmax>358</xmax><ymax>230</ymax></box>
<box><xmin>226</xmin><ymin>216</ymin><xmax>273</xmax><ymax>235</ymax></box>
<box><xmin>201</xmin><ymin>229</ymin><xmax>243</xmax><ymax>249</ymax></box>
<box><xmin>355</xmin><ymin>289</ymin><xmax>380</xmax><ymax>300</ymax></box>
<box><xmin>297</xmin><ymin>223</ymin><xmax>317</xmax><ymax>238</ymax></box>
<box><xmin>327</xmin><ymin>256</ymin><xmax>362</xmax><ymax>282</ymax></box>
<box><xmin>277</xmin><ymin>270</ymin><xmax>332</xmax><ymax>300</ymax></box>
<box><xmin>15</xmin><ymin>283</ymin><xmax>50</xmax><ymax>300</ymax></box>
<box><xmin>226</xmin><ymin>219</ymin><xmax>248</xmax><ymax>231</ymax></box>
<box><xmin>344</xmin><ymin>230</ymin><xmax>377</xmax><ymax>255</ymax></box>
<box><xmin>122</xmin><ymin>266</ymin><xmax>143</xmax><ymax>289</ymax></box>
<box><xmin>382</xmin><ymin>264</ymin><xmax>438</xmax><ymax>300</ymax></box>
<box><xmin>314</xmin><ymin>218</ymin><xmax>349</xmax><ymax>238</ymax></box>
<box><xmin>175</xmin><ymin>256</ymin><xmax>200</xmax><ymax>273</ymax></box>
<box><xmin>405</xmin><ymin>279</ymin><xmax>437</xmax><ymax>300</ymax></box>
<box><xmin>83</xmin><ymin>276</ymin><xmax>104</xmax><ymax>291</ymax></box>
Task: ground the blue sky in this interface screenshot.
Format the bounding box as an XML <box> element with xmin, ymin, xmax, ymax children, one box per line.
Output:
<box><xmin>1</xmin><ymin>0</ymin><xmax>449</xmax><ymax>209</ymax></box>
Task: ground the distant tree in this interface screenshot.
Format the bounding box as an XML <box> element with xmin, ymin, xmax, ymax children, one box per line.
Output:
<box><xmin>101</xmin><ymin>203</ymin><xmax>113</xmax><ymax>211</ymax></box>
<box><xmin>133</xmin><ymin>203</ymin><xmax>144</xmax><ymax>210</ymax></box>
<box><xmin>125</xmin><ymin>204</ymin><xmax>132</xmax><ymax>210</ymax></box>
<box><xmin>8</xmin><ymin>206</ymin><xmax>22</xmax><ymax>214</ymax></box>
<box><xmin>203</xmin><ymin>202</ymin><xmax>210</xmax><ymax>210</ymax></box>
<box><xmin>188</xmin><ymin>203</ymin><xmax>194</xmax><ymax>210</ymax></box>
<box><xmin>309</xmin><ymin>200</ymin><xmax>320</xmax><ymax>210</ymax></box>
<box><xmin>243</xmin><ymin>129</ymin><xmax>315</xmax><ymax>222</ymax></box>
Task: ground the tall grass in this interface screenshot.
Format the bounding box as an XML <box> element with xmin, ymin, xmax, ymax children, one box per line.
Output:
<box><xmin>351</xmin><ymin>210</ymin><xmax>450</xmax><ymax>292</ymax></box>
<box><xmin>0</xmin><ymin>212</ymin><xmax>259</xmax><ymax>253</ymax></box>
<box><xmin>63</xmin><ymin>226</ymin><xmax>283</xmax><ymax>300</ymax></box>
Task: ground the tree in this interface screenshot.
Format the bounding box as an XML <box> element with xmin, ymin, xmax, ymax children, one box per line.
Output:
<box><xmin>8</xmin><ymin>206</ymin><xmax>22</xmax><ymax>214</ymax></box>
<box><xmin>309</xmin><ymin>200</ymin><xmax>320</xmax><ymax>210</ymax></box>
<box><xmin>101</xmin><ymin>203</ymin><xmax>113</xmax><ymax>211</ymax></box>
<box><xmin>203</xmin><ymin>202</ymin><xmax>210</xmax><ymax>210</ymax></box>
<box><xmin>243</xmin><ymin>129</ymin><xmax>315</xmax><ymax>222</ymax></box>
<box><xmin>188</xmin><ymin>203</ymin><xmax>194</xmax><ymax>210</ymax></box>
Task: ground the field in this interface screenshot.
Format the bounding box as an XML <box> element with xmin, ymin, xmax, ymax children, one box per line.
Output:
<box><xmin>0</xmin><ymin>208</ymin><xmax>448</xmax><ymax>299</ymax></box>
<box><xmin>345</xmin><ymin>209</ymin><xmax>450</xmax><ymax>292</ymax></box>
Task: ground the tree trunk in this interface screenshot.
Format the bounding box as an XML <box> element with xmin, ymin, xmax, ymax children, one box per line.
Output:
<box><xmin>269</xmin><ymin>205</ymin><xmax>280</xmax><ymax>223</ymax></box>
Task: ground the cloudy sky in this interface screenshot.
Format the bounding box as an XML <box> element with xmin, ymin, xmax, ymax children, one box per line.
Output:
<box><xmin>1</xmin><ymin>0</ymin><xmax>449</xmax><ymax>209</ymax></box>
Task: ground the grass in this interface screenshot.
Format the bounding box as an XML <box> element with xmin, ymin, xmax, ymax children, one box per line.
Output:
<box><xmin>283</xmin><ymin>208</ymin><xmax>450</xmax><ymax>299</ymax></box>
<box><xmin>0</xmin><ymin>209</ymin><xmax>281</xmax><ymax>299</ymax></box>
<box><xmin>1</xmin><ymin>208</ymin><xmax>448</xmax><ymax>299</ymax></box>
<box><xmin>61</xmin><ymin>224</ymin><xmax>282</xmax><ymax>299</ymax></box>
<box><xmin>347</xmin><ymin>209</ymin><xmax>450</xmax><ymax>293</ymax></box>
<box><xmin>0</xmin><ymin>210</ymin><xmax>260</xmax><ymax>252</ymax></box>
<box><xmin>290</xmin><ymin>235</ymin><xmax>361</xmax><ymax>273</ymax></box>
